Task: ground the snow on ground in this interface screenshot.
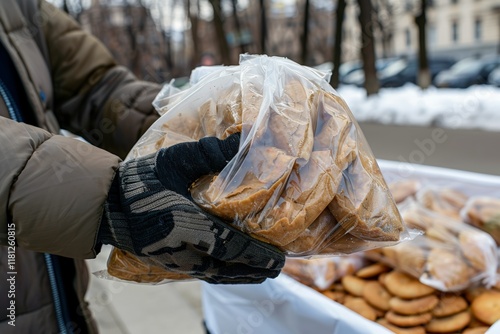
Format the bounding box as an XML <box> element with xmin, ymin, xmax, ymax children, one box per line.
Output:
<box><xmin>336</xmin><ymin>84</ymin><xmax>500</xmax><ymax>131</ymax></box>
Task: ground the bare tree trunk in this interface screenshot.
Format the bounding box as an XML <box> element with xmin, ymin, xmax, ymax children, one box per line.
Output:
<box><xmin>187</xmin><ymin>0</ymin><xmax>201</xmax><ymax>68</ymax></box>
<box><xmin>231</xmin><ymin>0</ymin><xmax>246</xmax><ymax>55</ymax></box>
<box><xmin>164</xmin><ymin>0</ymin><xmax>175</xmax><ymax>71</ymax></box>
<box><xmin>124</xmin><ymin>4</ymin><xmax>139</xmax><ymax>75</ymax></box>
<box><xmin>416</xmin><ymin>0</ymin><xmax>430</xmax><ymax>89</ymax></box>
<box><xmin>63</xmin><ymin>0</ymin><xmax>70</xmax><ymax>14</ymax></box>
<box><xmin>208</xmin><ymin>0</ymin><xmax>231</xmax><ymax>65</ymax></box>
<box><xmin>155</xmin><ymin>0</ymin><xmax>172</xmax><ymax>75</ymax></box>
<box><xmin>357</xmin><ymin>0</ymin><xmax>379</xmax><ymax>96</ymax></box>
<box><xmin>330</xmin><ymin>0</ymin><xmax>346</xmax><ymax>88</ymax></box>
<box><xmin>259</xmin><ymin>0</ymin><xmax>267</xmax><ymax>54</ymax></box>
<box><xmin>301</xmin><ymin>0</ymin><xmax>311</xmax><ymax>64</ymax></box>
<box><xmin>380</xmin><ymin>0</ymin><xmax>395</xmax><ymax>59</ymax></box>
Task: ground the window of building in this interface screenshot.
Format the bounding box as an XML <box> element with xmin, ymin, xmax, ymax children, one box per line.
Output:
<box><xmin>451</xmin><ymin>21</ymin><xmax>459</xmax><ymax>43</ymax></box>
<box><xmin>428</xmin><ymin>24</ymin><xmax>437</xmax><ymax>45</ymax></box>
<box><xmin>405</xmin><ymin>28</ymin><xmax>411</xmax><ymax>47</ymax></box>
<box><xmin>474</xmin><ymin>18</ymin><xmax>482</xmax><ymax>41</ymax></box>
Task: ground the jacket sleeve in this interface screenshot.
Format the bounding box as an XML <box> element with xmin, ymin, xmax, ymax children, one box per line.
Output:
<box><xmin>40</xmin><ymin>1</ymin><xmax>161</xmax><ymax>159</ymax></box>
<box><xmin>0</xmin><ymin>117</ymin><xmax>121</xmax><ymax>259</ymax></box>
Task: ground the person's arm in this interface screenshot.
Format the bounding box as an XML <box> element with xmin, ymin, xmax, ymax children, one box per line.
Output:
<box><xmin>0</xmin><ymin>117</ymin><xmax>120</xmax><ymax>259</ymax></box>
<box><xmin>40</xmin><ymin>1</ymin><xmax>161</xmax><ymax>159</ymax></box>
<box><xmin>0</xmin><ymin>117</ymin><xmax>284</xmax><ymax>282</ymax></box>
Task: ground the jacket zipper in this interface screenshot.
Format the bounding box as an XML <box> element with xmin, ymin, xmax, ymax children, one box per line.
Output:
<box><xmin>0</xmin><ymin>79</ymin><xmax>22</xmax><ymax>121</ymax></box>
<box><xmin>0</xmin><ymin>79</ymin><xmax>72</xmax><ymax>334</ymax></box>
<box><xmin>44</xmin><ymin>254</ymin><xmax>71</xmax><ymax>334</ymax></box>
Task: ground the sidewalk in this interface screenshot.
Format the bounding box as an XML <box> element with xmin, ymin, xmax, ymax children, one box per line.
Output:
<box><xmin>85</xmin><ymin>246</ymin><xmax>205</xmax><ymax>334</ymax></box>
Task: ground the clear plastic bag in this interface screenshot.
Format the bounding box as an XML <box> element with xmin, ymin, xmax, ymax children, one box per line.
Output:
<box><xmin>366</xmin><ymin>199</ymin><xmax>498</xmax><ymax>291</ymax></box>
<box><xmin>415</xmin><ymin>186</ymin><xmax>469</xmax><ymax>220</ymax></box>
<box><xmin>282</xmin><ymin>254</ymin><xmax>368</xmax><ymax>291</ymax></box>
<box><xmin>107</xmin><ymin>55</ymin><xmax>410</xmax><ymax>283</ymax></box>
<box><xmin>461</xmin><ymin>196</ymin><xmax>500</xmax><ymax>245</ymax></box>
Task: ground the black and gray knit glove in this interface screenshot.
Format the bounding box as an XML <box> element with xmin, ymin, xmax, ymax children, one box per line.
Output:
<box><xmin>98</xmin><ymin>133</ymin><xmax>285</xmax><ymax>284</ymax></box>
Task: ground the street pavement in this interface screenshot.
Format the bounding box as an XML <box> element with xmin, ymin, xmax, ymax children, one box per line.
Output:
<box><xmin>85</xmin><ymin>245</ymin><xmax>205</xmax><ymax>334</ymax></box>
<box><xmin>359</xmin><ymin>122</ymin><xmax>500</xmax><ymax>176</ymax></box>
<box><xmin>85</xmin><ymin>122</ymin><xmax>500</xmax><ymax>333</ymax></box>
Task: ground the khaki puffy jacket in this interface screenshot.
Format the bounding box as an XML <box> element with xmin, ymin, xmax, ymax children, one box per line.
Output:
<box><xmin>0</xmin><ymin>0</ymin><xmax>161</xmax><ymax>332</ymax></box>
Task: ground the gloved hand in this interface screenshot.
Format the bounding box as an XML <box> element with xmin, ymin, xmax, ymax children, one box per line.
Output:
<box><xmin>98</xmin><ymin>133</ymin><xmax>285</xmax><ymax>284</ymax></box>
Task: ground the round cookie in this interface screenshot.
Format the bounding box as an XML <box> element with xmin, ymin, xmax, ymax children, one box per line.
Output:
<box><xmin>384</xmin><ymin>271</ymin><xmax>435</xmax><ymax>299</ymax></box>
<box><xmin>471</xmin><ymin>291</ymin><xmax>500</xmax><ymax>325</ymax></box>
<box><xmin>425</xmin><ymin>310</ymin><xmax>471</xmax><ymax>333</ymax></box>
<box><xmin>426</xmin><ymin>248</ymin><xmax>469</xmax><ymax>290</ymax></box>
<box><xmin>341</xmin><ymin>275</ymin><xmax>367</xmax><ymax>297</ymax></box>
<box><xmin>394</xmin><ymin>242</ymin><xmax>426</xmax><ymax>275</ymax></box>
<box><xmin>385</xmin><ymin>310</ymin><xmax>432</xmax><ymax>327</ymax></box>
<box><xmin>372</xmin><ymin>306</ymin><xmax>385</xmax><ymax>318</ymax></box>
<box><xmin>432</xmin><ymin>294</ymin><xmax>468</xmax><ymax>317</ymax></box>
<box><xmin>381</xmin><ymin>247</ymin><xmax>399</xmax><ymax>265</ymax></box>
<box><xmin>376</xmin><ymin>319</ymin><xmax>426</xmax><ymax>334</ymax></box>
<box><xmin>343</xmin><ymin>297</ymin><xmax>377</xmax><ymax>321</ymax></box>
<box><xmin>389</xmin><ymin>295</ymin><xmax>439</xmax><ymax>316</ymax></box>
<box><xmin>362</xmin><ymin>280</ymin><xmax>392</xmax><ymax>311</ymax></box>
<box><xmin>459</xmin><ymin>229</ymin><xmax>492</xmax><ymax>272</ymax></box>
<box><xmin>388</xmin><ymin>179</ymin><xmax>420</xmax><ymax>204</ymax></box>
<box><xmin>463</xmin><ymin>327</ymin><xmax>490</xmax><ymax>334</ymax></box>
<box><xmin>466</xmin><ymin>286</ymin><xmax>490</xmax><ymax>303</ymax></box>
<box><xmin>468</xmin><ymin>315</ymin><xmax>489</xmax><ymax>328</ymax></box>
<box><xmin>322</xmin><ymin>290</ymin><xmax>345</xmax><ymax>304</ymax></box>
<box><xmin>379</xmin><ymin>272</ymin><xmax>389</xmax><ymax>286</ymax></box>
<box><xmin>356</xmin><ymin>262</ymin><xmax>391</xmax><ymax>279</ymax></box>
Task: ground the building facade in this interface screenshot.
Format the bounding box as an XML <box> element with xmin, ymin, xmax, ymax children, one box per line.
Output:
<box><xmin>391</xmin><ymin>0</ymin><xmax>500</xmax><ymax>60</ymax></box>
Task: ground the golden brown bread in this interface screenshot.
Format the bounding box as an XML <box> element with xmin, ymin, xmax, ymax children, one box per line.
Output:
<box><xmin>388</xmin><ymin>179</ymin><xmax>421</xmax><ymax>203</ymax></box>
<box><xmin>282</xmin><ymin>209</ymin><xmax>338</xmax><ymax>255</ymax></box>
<box><xmin>328</xmin><ymin>153</ymin><xmax>404</xmax><ymax>242</ymax></box>
<box><xmin>107</xmin><ymin>248</ymin><xmax>191</xmax><ymax>283</ymax></box>
<box><xmin>161</xmin><ymin>113</ymin><xmax>204</xmax><ymax>140</ymax></box>
<box><xmin>192</xmin><ymin>89</ymin><xmax>389</xmax><ymax>250</ymax></box>
<box><xmin>311</xmin><ymin>91</ymin><xmax>356</xmax><ymax>167</ymax></box>
<box><xmin>192</xmin><ymin>146</ymin><xmax>295</xmax><ymax>221</ymax></box>
<box><xmin>246</xmin><ymin>150</ymin><xmax>341</xmax><ymax>246</ymax></box>
<box><xmin>145</xmin><ymin>79</ymin><xmax>404</xmax><ymax>256</ymax></box>
<box><xmin>463</xmin><ymin>197</ymin><xmax>500</xmax><ymax>245</ymax></box>
<box><xmin>416</xmin><ymin>187</ymin><xmax>468</xmax><ymax>219</ymax></box>
<box><xmin>282</xmin><ymin>257</ymin><xmax>336</xmax><ymax>290</ymax></box>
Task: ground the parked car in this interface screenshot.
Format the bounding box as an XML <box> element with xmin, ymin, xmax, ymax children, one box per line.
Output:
<box><xmin>435</xmin><ymin>55</ymin><xmax>500</xmax><ymax>88</ymax></box>
<box><xmin>341</xmin><ymin>57</ymin><xmax>402</xmax><ymax>86</ymax></box>
<box><xmin>339</xmin><ymin>60</ymin><xmax>362</xmax><ymax>82</ymax></box>
<box><xmin>488</xmin><ymin>65</ymin><xmax>500</xmax><ymax>87</ymax></box>
<box><xmin>377</xmin><ymin>57</ymin><xmax>455</xmax><ymax>88</ymax></box>
<box><xmin>313</xmin><ymin>60</ymin><xmax>362</xmax><ymax>84</ymax></box>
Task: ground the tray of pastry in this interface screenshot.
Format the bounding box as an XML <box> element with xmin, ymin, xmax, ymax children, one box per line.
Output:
<box><xmin>288</xmin><ymin>160</ymin><xmax>500</xmax><ymax>333</ymax></box>
<box><xmin>202</xmin><ymin>160</ymin><xmax>500</xmax><ymax>334</ymax></box>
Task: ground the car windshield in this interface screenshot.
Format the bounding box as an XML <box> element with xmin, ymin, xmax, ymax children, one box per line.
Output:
<box><xmin>448</xmin><ymin>58</ymin><xmax>483</xmax><ymax>75</ymax></box>
<box><xmin>379</xmin><ymin>59</ymin><xmax>407</xmax><ymax>78</ymax></box>
<box><xmin>339</xmin><ymin>61</ymin><xmax>361</xmax><ymax>77</ymax></box>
